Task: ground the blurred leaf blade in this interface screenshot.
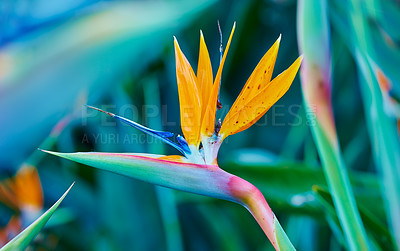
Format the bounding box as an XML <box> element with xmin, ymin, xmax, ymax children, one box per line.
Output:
<box><xmin>297</xmin><ymin>1</ymin><xmax>369</xmax><ymax>249</ymax></box>
<box><xmin>313</xmin><ymin>185</ymin><xmax>396</xmax><ymax>250</ymax></box>
<box><xmin>2</xmin><ymin>0</ymin><xmax>399</xmax><ymax>249</ymax></box>
<box><xmin>0</xmin><ymin>0</ymin><xmax>217</xmax><ymax>169</ymax></box>
<box><xmin>0</xmin><ymin>183</ymin><xmax>74</xmax><ymax>251</ymax></box>
<box><xmin>194</xmin><ymin>151</ymin><xmax>384</xmax><ymax>219</ymax></box>
<box><xmin>144</xmin><ymin>76</ymin><xmax>184</xmax><ymax>251</ymax></box>
<box><xmin>336</xmin><ymin>0</ymin><xmax>400</xmax><ymax>246</ymax></box>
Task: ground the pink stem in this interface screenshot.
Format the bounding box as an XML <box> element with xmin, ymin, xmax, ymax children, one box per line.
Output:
<box><xmin>228</xmin><ymin>175</ymin><xmax>279</xmax><ymax>250</ymax></box>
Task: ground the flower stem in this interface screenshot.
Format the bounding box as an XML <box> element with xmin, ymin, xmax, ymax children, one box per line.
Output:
<box><xmin>229</xmin><ymin>176</ymin><xmax>295</xmax><ymax>250</ymax></box>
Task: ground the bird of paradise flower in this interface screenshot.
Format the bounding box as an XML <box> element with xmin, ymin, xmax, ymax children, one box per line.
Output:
<box><xmin>43</xmin><ymin>23</ymin><xmax>302</xmax><ymax>250</ymax></box>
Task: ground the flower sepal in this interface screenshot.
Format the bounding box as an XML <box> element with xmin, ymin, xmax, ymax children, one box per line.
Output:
<box><xmin>42</xmin><ymin>150</ymin><xmax>294</xmax><ymax>250</ymax></box>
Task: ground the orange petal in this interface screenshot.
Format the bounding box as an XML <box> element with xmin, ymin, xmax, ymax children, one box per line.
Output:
<box><xmin>158</xmin><ymin>155</ymin><xmax>190</xmax><ymax>163</ymax></box>
<box><xmin>174</xmin><ymin>37</ymin><xmax>202</xmax><ymax>146</ymax></box>
<box><xmin>197</xmin><ymin>30</ymin><xmax>213</xmax><ymax>120</ymax></box>
<box><xmin>10</xmin><ymin>165</ymin><xmax>43</xmax><ymax>210</ymax></box>
<box><xmin>0</xmin><ymin>216</ymin><xmax>21</xmax><ymax>245</ymax></box>
<box><xmin>233</xmin><ymin>35</ymin><xmax>281</xmax><ymax>104</ymax></box>
<box><xmin>0</xmin><ymin>228</ymin><xmax>6</xmax><ymax>246</ymax></box>
<box><xmin>220</xmin><ymin>56</ymin><xmax>303</xmax><ymax>138</ymax></box>
<box><xmin>0</xmin><ymin>183</ymin><xmax>19</xmax><ymax>210</ymax></box>
<box><xmin>376</xmin><ymin>68</ymin><xmax>391</xmax><ymax>93</ymax></box>
<box><xmin>201</xmin><ymin>22</ymin><xmax>235</xmax><ymax>137</ymax></box>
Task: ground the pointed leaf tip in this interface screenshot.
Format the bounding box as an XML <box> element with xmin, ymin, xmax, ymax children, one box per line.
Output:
<box><xmin>0</xmin><ymin>183</ymin><xmax>73</xmax><ymax>251</ymax></box>
<box><xmin>173</xmin><ymin>36</ymin><xmax>179</xmax><ymax>47</ymax></box>
<box><xmin>39</xmin><ymin>148</ymin><xmax>49</xmax><ymax>154</ymax></box>
<box><xmin>41</xmin><ymin>149</ymin><xmax>62</xmax><ymax>158</ymax></box>
<box><xmin>86</xmin><ymin>105</ymin><xmax>115</xmax><ymax>117</ymax></box>
<box><xmin>85</xmin><ymin>106</ymin><xmax>186</xmax><ymax>154</ymax></box>
<box><xmin>63</xmin><ymin>182</ymin><xmax>75</xmax><ymax>197</ymax></box>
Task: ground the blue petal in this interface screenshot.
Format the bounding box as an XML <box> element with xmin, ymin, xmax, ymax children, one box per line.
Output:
<box><xmin>87</xmin><ymin>105</ymin><xmax>188</xmax><ymax>155</ymax></box>
<box><xmin>176</xmin><ymin>135</ymin><xmax>191</xmax><ymax>154</ymax></box>
<box><xmin>114</xmin><ymin>115</ymin><xmax>174</xmax><ymax>138</ymax></box>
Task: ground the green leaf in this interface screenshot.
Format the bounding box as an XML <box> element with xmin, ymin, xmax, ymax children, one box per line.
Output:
<box><xmin>42</xmin><ymin>151</ymin><xmax>297</xmax><ymax>249</ymax></box>
<box><xmin>1</xmin><ymin>183</ymin><xmax>74</xmax><ymax>251</ymax></box>
<box><xmin>334</xmin><ymin>0</ymin><xmax>400</xmax><ymax>246</ymax></box>
<box><xmin>41</xmin><ymin>151</ymin><xmax>236</xmax><ymax>201</ymax></box>
<box><xmin>313</xmin><ymin>185</ymin><xmax>396</xmax><ymax>250</ymax></box>
<box><xmin>275</xmin><ymin>217</ymin><xmax>296</xmax><ymax>251</ymax></box>
<box><xmin>298</xmin><ymin>1</ymin><xmax>369</xmax><ymax>249</ymax></box>
<box><xmin>221</xmin><ymin>154</ymin><xmax>383</xmax><ymax>217</ymax></box>
<box><xmin>330</xmin><ymin>4</ymin><xmax>400</xmax><ymax>245</ymax></box>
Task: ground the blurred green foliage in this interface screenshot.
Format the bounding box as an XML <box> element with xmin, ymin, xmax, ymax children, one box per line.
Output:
<box><xmin>1</xmin><ymin>0</ymin><xmax>399</xmax><ymax>250</ymax></box>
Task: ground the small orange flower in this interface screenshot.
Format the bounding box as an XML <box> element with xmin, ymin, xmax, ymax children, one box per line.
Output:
<box><xmin>0</xmin><ymin>165</ymin><xmax>43</xmax><ymax>213</ymax></box>
<box><xmin>0</xmin><ymin>165</ymin><xmax>43</xmax><ymax>245</ymax></box>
